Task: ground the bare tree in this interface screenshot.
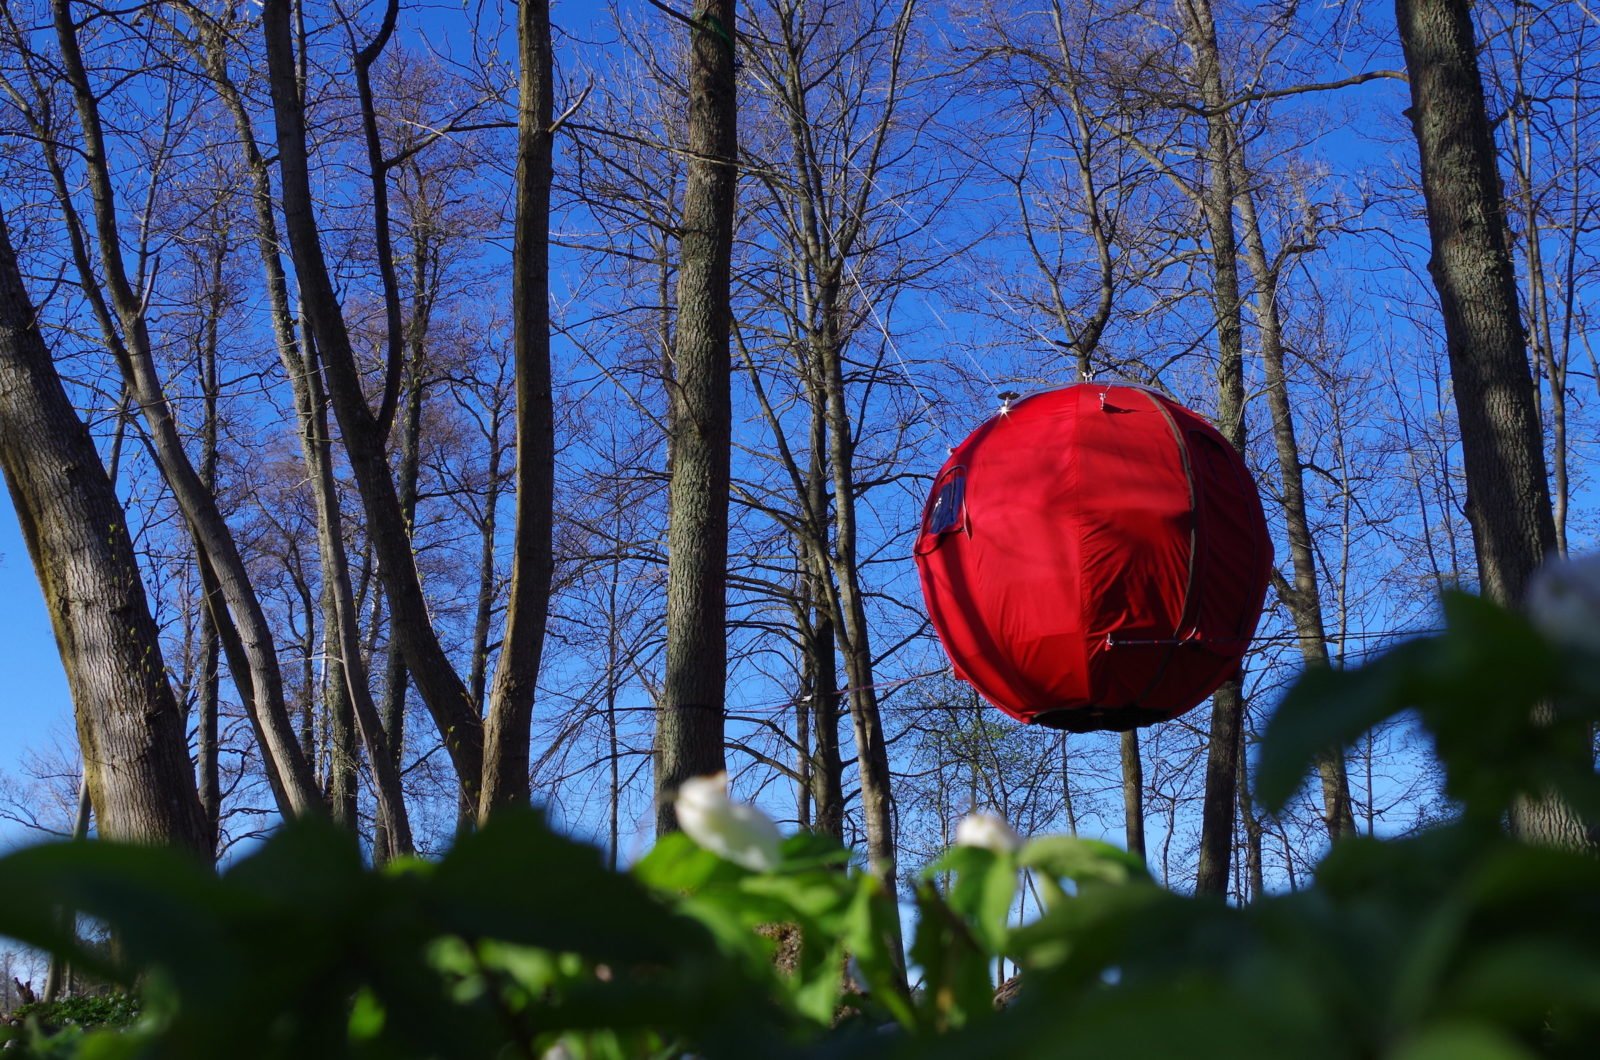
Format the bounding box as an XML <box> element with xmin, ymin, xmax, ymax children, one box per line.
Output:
<box><xmin>0</xmin><ymin>206</ymin><xmax>208</xmax><ymax>852</ymax></box>
<box><xmin>1</xmin><ymin>0</ymin><xmax>327</xmax><ymax>817</ymax></box>
<box><xmin>480</xmin><ymin>0</ymin><xmax>557</xmax><ymax>821</ymax></box>
<box><xmin>261</xmin><ymin>0</ymin><xmax>485</xmax><ymax>803</ymax></box>
<box><xmin>1394</xmin><ymin>0</ymin><xmax>1588</xmax><ymax>850</ymax></box>
<box><xmin>655</xmin><ymin>0</ymin><xmax>738</xmax><ymax>834</ymax></box>
<box><xmin>735</xmin><ymin>0</ymin><xmax>928</xmax><ymax>895</ymax></box>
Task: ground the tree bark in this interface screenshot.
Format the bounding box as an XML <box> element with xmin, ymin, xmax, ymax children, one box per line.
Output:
<box><xmin>374</xmin><ymin>365</ymin><xmax>425</xmax><ymax>860</ymax></box>
<box><xmin>1184</xmin><ymin>0</ymin><xmax>1249</xmax><ymax>898</ymax></box>
<box><xmin>655</xmin><ymin>0</ymin><xmax>738</xmax><ymax>834</ymax></box>
<box><xmin>1394</xmin><ymin>0</ymin><xmax>1556</xmax><ymax>605</ymax></box>
<box><xmin>1232</xmin><ymin>156</ymin><xmax>1356</xmax><ymax>841</ymax></box>
<box><xmin>48</xmin><ymin>0</ymin><xmax>321</xmax><ymax>818</ymax></box>
<box><xmin>261</xmin><ymin>0</ymin><xmax>485</xmax><ymax>802</ymax></box>
<box><xmin>1237</xmin><ymin>738</ymin><xmax>1265</xmax><ymax>903</ymax></box>
<box><xmin>1394</xmin><ymin>0</ymin><xmax>1587</xmax><ymax>850</ymax></box>
<box><xmin>195</xmin><ymin>240</ymin><xmax>224</xmax><ymax>856</ymax></box>
<box><xmin>481</xmin><ymin>0</ymin><xmax>557</xmax><ymax>821</ymax></box>
<box><xmin>321</xmin><ymin>574</ymin><xmax>359</xmax><ymax>830</ymax></box>
<box><xmin>303</xmin><ymin>351</ymin><xmax>414</xmax><ymax>857</ymax></box>
<box><xmin>803</xmin><ymin>560</ymin><xmax>844</xmax><ymax>840</ymax></box>
<box><xmin>1120</xmin><ymin>730</ymin><xmax>1146</xmax><ymax>860</ymax></box>
<box><xmin>0</xmin><ymin>207</ymin><xmax>208</xmax><ymax>853</ymax></box>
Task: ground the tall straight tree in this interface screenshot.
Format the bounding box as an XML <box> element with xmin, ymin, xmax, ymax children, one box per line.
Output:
<box><xmin>480</xmin><ymin>0</ymin><xmax>557</xmax><ymax>821</ymax></box>
<box><xmin>0</xmin><ymin>207</ymin><xmax>208</xmax><ymax>854</ymax></box>
<box><xmin>164</xmin><ymin>2</ymin><xmax>411</xmax><ymax>851</ymax></box>
<box><xmin>19</xmin><ymin>0</ymin><xmax>324</xmax><ymax>818</ymax></box>
<box><xmin>1394</xmin><ymin>0</ymin><xmax>1555</xmax><ymax>605</ymax></box>
<box><xmin>656</xmin><ymin>0</ymin><xmax>738</xmax><ymax>834</ymax></box>
<box><xmin>1232</xmin><ymin>166</ymin><xmax>1357</xmax><ymax>841</ymax></box>
<box><xmin>738</xmin><ymin>0</ymin><xmax>919</xmax><ymax>891</ymax></box>
<box><xmin>1394</xmin><ymin>0</ymin><xmax>1585</xmax><ymax>849</ymax></box>
<box><xmin>1180</xmin><ymin>0</ymin><xmax>1250</xmax><ymax>897</ymax></box>
<box><xmin>261</xmin><ymin>0</ymin><xmax>485</xmax><ymax>803</ymax></box>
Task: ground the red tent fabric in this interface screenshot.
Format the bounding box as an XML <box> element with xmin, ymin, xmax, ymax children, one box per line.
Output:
<box><xmin>913</xmin><ymin>383</ymin><xmax>1272</xmax><ymax>732</ymax></box>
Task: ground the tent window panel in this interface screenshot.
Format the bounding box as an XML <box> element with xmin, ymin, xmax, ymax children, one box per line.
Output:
<box><xmin>926</xmin><ymin>469</ymin><xmax>966</xmax><ymax>535</ymax></box>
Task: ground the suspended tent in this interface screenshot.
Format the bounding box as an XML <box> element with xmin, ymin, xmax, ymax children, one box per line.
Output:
<box><xmin>913</xmin><ymin>382</ymin><xmax>1273</xmax><ymax>733</ymax></box>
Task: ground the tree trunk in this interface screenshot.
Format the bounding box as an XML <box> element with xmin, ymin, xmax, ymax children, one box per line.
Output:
<box><xmin>1395</xmin><ymin>0</ymin><xmax>1585</xmax><ymax>850</ymax></box>
<box><xmin>195</xmin><ymin>241</ymin><xmax>224</xmax><ymax>858</ymax></box>
<box><xmin>1237</xmin><ymin>735</ymin><xmax>1265</xmax><ymax>903</ymax></box>
<box><xmin>261</xmin><ymin>0</ymin><xmax>485</xmax><ymax>802</ymax></box>
<box><xmin>1185</xmin><ymin>0</ymin><xmax>1249</xmax><ymax>898</ymax></box>
<box><xmin>1060</xmin><ymin>734</ymin><xmax>1079</xmax><ymax>835</ymax></box>
<box><xmin>607</xmin><ymin>552</ymin><xmax>624</xmax><ymax>870</ymax></box>
<box><xmin>49</xmin><ymin>0</ymin><xmax>321</xmax><ymax>818</ymax></box>
<box><xmin>805</xmin><ymin>568</ymin><xmax>845</xmax><ymax>841</ymax></box>
<box><xmin>322</xmin><ymin>574</ymin><xmax>359</xmax><ymax>830</ymax></box>
<box><xmin>1120</xmin><ymin>730</ymin><xmax>1146</xmax><ymax>860</ymax></box>
<box><xmin>803</xmin><ymin>388</ymin><xmax>844</xmax><ymax>840</ymax></box>
<box><xmin>0</xmin><ymin>207</ymin><xmax>208</xmax><ymax>853</ymax></box>
<box><xmin>466</xmin><ymin>394</ymin><xmax>502</xmax><ymax>714</ymax></box>
<box><xmin>303</xmin><ymin>353</ymin><xmax>415</xmax><ymax>857</ymax></box>
<box><xmin>1394</xmin><ymin>0</ymin><xmax>1556</xmax><ymax>605</ymax></box>
<box><xmin>655</xmin><ymin>0</ymin><xmax>737</xmax><ymax>834</ymax></box>
<box><xmin>1232</xmin><ymin>157</ymin><xmax>1356</xmax><ymax>841</ymax></box>
<box><xmin>196</xmin><ymin>583</ymin><xmax>221</xmax><ymax>851</ymax></box>
<box><xmin>374</xmin><ymin>366</ymin><xmax>425</xmax><ymax>861</ymax></box>
<box><xmin>481</xmin><ymin>0</ymin><xmax>557</xmax><ymax>821</ymax></box>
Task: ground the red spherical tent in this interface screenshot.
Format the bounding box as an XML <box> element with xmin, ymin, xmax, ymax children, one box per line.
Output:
<box><xmin>913</xmin><ymin>383</ymin><xmax>1273</xmax><ymax>733</ymax></box>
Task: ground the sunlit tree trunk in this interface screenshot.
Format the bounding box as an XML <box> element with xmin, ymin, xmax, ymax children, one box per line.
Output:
<box><xmin>656</xmin><ymin>0</ymin><xmax>738</xmax><ymax>834</ymax></box>
<box><xmin>0</xmin><ymin>207</ymin><xmax>208</xmax><ymax>853</ymax></box>
<box><xmin>1184</xmin><ymin>0</ymin><xmax>1249</xmax><ymax>898</ymax></box>
<box><xmin>1232</xmin><ymin>158</ymin><xmax>1356</xmax><ymax>841</ymax></box>
<box><xmin>1396</xmin><ymin>0</ymin><xmax>1589</xmax><ymax>851</ymax></box>
<box><xmin>481</xmin><ymin>0</ymin><xmax>557</xmax><ymax>821</ymax></box>
<box><xmin>1120</xmin><ymin>730</ymin><xmax>1146</xmax><ymax>860</ymax></box>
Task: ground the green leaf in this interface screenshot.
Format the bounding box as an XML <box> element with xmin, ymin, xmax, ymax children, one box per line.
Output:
<box><xmin>1258</xmin><ymin>592</ymin><xmax>1566</xmax><ymax>820</ymax></box>
<box><xmin>842</xmin><ymin>875</ymin><xmax>915</xmax><ymax>1029</ymax></box>
<box><xmin>907</xmin><ymin>880</ymin><xmax>996</xmax><ymax>1032</ymax></box>
<box><xmin>347</xmin><ymin>989</ymin><xmax>386</xmax><ymax>1040</ymax></box>
<box><xmin>929</xmin><ymin>846</ymin><xmax>1016</xmax><ymax>950</ymax></box>
<box><xmin>1019</xmin><ymin>835</ymin><xmax>1148</xmax><ymax>887</ymax></box>
<box><xmin>432</xmin><ymin>809</ymin><xmax>706</xmax><ymax>963</ymax></box>
<box><xmin>0</xmin><ymin>836</ymin><xmax>242</xmax><ymax>988</ymax></box>
<box><xmin>1391</xmin><ymin>1022</ymin><xmax>1538</xmax><ymax>1060</ymax></box>
<box><xmin>633</xmin><ymin>831</ymin><xmax>747</xmax><ymax>892</ymax></box>
<box><xmin>777</xmin><ymin>830</ymin><xmax>852</xmax><ymax>871</ymax></box>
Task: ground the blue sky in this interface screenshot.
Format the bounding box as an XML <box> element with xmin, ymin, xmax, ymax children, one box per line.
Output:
<box><xmin>0</xmin><ymin>493</ymin><xmax>75</xmax><ymax>847</ymax></box>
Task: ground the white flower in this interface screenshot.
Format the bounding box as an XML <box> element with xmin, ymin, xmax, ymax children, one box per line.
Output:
<box><xmin>675</xmin><ymin>772</ymin><xmax>784</xmax><ymax>872</ymax></box>
<box><xmin>954</xmin><ymin>811</ymin><xmax>1022</xmax><ymax>854</ymax></box>
<box><xmin>1527</xmin><ymin>553</ymin><xmax>1600</xmax><ymax>654</ymax></box>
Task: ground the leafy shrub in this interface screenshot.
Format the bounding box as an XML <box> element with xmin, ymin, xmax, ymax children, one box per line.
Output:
<box><xmin>12</xmin><ymin>994</ymin><xmax>139</xmax><ymax>1031</ymax></box>
<box><xmin>0</xmin><ymin>589</ymin><xmax>1597</xmax><ymax>1057</ymax></box>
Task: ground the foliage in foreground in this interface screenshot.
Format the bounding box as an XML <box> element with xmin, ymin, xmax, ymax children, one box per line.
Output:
<box><xmin>3</xmin><ymin>591</ymin><xmax>1600</xmax><ymax>1058</ymax></box>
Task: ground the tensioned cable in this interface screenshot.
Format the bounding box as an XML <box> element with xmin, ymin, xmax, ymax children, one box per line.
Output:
<box><xmin>837</xmin><ymin>255</ymin><xmax>959</xmax><ymax>448</ymax></box>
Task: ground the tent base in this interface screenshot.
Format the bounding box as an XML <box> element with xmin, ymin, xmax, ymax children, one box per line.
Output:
<box><xmin>1028</xmin><ymin>704</ymin><xmax>1176</xmax><ymax>733</ymax></box>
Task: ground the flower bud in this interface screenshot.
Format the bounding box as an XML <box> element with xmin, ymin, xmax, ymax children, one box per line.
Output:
<box><xmin>954</xmin><ymin>811</ymin><xmax>1022</xmax><ymax>854</ymax></box>
<box><xmin>675</xmin><ymin>772</ymin><xmax>784</xmax><ymax>872</ymax></box>
<box><xmin>1527</xmin><ymin>553</ymin><xmax>1600</xmax><ymax>655</ymax></box>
